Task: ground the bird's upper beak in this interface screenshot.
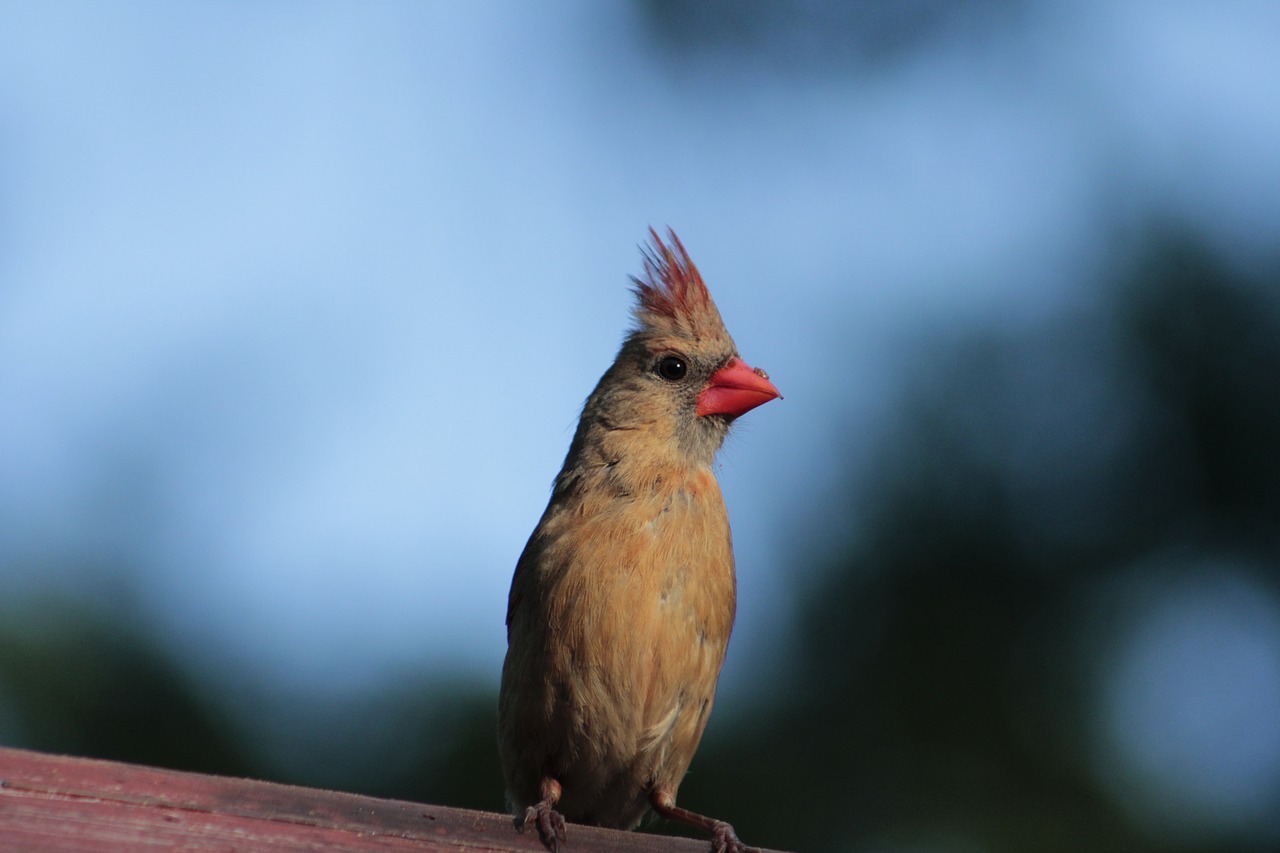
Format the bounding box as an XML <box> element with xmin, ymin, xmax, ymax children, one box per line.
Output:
<box><xmin>696</xmin><ymin>357</ymin><xmax>782</xmax><ymax>418</ymax></box>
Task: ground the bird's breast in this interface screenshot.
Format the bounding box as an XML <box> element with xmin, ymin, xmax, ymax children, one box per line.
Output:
<box><xmin>500</xmin><ymin>461</ymin><xmax>737</xmax><ymax>826</ymax></box>
<box><xmin>533</xmin><ymin>460</ymin><xmax>738</xmax><ymax>697</ymax></box>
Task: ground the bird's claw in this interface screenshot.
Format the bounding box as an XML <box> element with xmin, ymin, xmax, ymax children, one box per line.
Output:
<box><xmin>518</xmin><ymin>801</ymin><xmax>567</xmax><ymax>852</ymax></box>
<box><xmin>709</xmin><ymin>820</ymin><xmax>754</xmax><ymax>853</ymax></box>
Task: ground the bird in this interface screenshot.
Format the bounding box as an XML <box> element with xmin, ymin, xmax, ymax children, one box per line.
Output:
<box><xmin>498</xmin><ymin>229</ymin><xmax>780</xmax><ymax>853</ymax></box>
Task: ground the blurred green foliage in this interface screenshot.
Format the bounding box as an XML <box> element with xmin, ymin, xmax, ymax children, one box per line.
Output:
<box><xmin>0</xmin><ymin>592</ymin><xmax>255</xmax><ymax>777</ymax></box>
<box><xmin>639</xmin><ymin>0</ymin><xmax>1027</xmax><ymax>73</ymax></box>
<box><xmin>671</xmin><ymin>231</ymin><xmax>1280</xmax><ymax>853</ymax></box>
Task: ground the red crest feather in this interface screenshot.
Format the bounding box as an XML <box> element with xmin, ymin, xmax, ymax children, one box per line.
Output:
<box><xmin>629</xmin><ymin>228</ymin><xmax>729</xmax><ymax>344</ymax></box>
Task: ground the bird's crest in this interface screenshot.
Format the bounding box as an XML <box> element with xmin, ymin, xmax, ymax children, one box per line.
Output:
<box><xmin>630</xmin><ymin>228</ymin><xmax>730</xmax><ymax>345</ymax></box>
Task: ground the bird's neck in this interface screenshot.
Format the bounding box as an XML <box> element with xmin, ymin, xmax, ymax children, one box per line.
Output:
<box><xmin>556</xmin><ymin>412</ymin><xmax>718</xmax><ymax>503</ymax></box>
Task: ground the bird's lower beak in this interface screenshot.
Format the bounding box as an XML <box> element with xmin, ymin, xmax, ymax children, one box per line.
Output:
<box><xmin>696</xmin><ymin>357</ymin><xmax>782</xmax><ymax>418</ymax></box>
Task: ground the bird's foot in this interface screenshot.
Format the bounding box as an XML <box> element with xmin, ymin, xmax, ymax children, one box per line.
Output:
<box><xmin>648</xmin><ymin>790</ymin><xmax>757</xmax><ymax>853</ymax></box>
<box><xmin>708</xmin><ymin>820</ymin><xmax>753</xmax><ymax>853</ymax></box>
<box><xmin>517</xmin><ymin>801</ymin><xmax>567</xmax><ymax>852</ymax></box>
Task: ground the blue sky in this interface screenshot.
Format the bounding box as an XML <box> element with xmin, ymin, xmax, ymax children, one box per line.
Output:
<box><xmin>2</xmin><ymin>0</ymin><xmax>1280</xmax><ymax>836</ymax></box>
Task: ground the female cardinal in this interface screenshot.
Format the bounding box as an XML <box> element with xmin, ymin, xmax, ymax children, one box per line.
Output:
<box><xmin>498</xmin><ymin>230</ymin><xmax>780</xmax><ymax>853</ymax></box>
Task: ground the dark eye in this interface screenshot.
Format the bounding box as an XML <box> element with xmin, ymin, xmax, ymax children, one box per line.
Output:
<box><xmin>656</xmin><ymin>354</ymin><xmax>688</xmax><ymax>381</ymax></box>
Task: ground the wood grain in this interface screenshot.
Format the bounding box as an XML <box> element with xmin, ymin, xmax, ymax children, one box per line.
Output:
<box><xmin>0</xmin><ymin>746</ymin><xmax>783</xmax><ymax>852</ymax></box>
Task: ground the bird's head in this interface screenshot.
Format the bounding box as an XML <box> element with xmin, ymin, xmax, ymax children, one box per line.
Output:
<box><xmin>580</xmin><ymin>229</ymin><xmax>780</xmax><ymax>467</ymax></box>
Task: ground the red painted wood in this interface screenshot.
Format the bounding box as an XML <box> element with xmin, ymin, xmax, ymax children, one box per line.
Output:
<box><xmin>0</xmin><ymin>747</ymin><xmax>777</xmax><ymax>853</ymax></box>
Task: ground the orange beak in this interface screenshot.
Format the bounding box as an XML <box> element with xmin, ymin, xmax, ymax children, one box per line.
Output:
<box><xmin>696</xmin><ymin>357</ymin><xmax>782</xmax><ymax>418</ymax></box>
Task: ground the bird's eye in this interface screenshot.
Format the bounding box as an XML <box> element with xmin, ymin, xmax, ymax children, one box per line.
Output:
<box><xmin>656</xmin><ymin>354</ymin><xmax>688</xmax><ymax>381</ymax></box>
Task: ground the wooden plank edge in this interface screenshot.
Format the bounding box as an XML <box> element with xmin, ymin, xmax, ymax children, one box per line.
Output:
<box><xmin>0</xmin><ymin>747</ymin><xmax>785</xmax><ymax>853</ymax></box>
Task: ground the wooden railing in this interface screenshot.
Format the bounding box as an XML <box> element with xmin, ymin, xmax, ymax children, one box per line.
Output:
<box><xmin>0</xmin><ymin>746</ymin><xmax>783</xmax><ymax>852</ymax></box>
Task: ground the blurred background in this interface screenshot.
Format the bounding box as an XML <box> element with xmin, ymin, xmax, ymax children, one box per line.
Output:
<box><xmin>2</xmin><ymin>2</ymin><xmax>1279</xmax><ymax>851</ymax></box>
